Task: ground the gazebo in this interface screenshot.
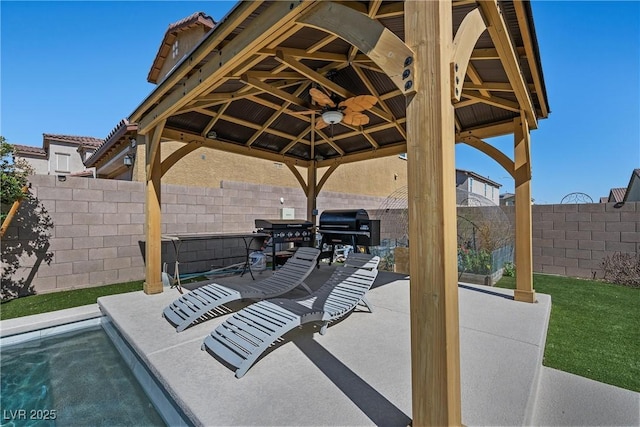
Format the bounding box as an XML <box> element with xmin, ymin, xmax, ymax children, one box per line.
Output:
<box><xmin>129</xmin><ymin>1</ymin><xmax>549</xmax><ymax>424</ymax></box>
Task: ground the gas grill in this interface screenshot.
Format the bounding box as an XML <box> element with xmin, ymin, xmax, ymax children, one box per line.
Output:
<box><xmin>255</xmin><ymin>219</ymin><xmax>314</xmax><ymax>270</ymax></box>
<box><xmin>318</xmin><ymin>209</ymin><xmax>380</xmax><ymax>264</ymax></box>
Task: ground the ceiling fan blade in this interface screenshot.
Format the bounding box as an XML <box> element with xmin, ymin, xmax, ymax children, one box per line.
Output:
<box><xmin>339</xmin><ymin>95</ymin><xmax>378</xmax><ymax>112</ymax></box>
<box><xmin>315</xmin><ymin>118</ymin><xmax>329</xmax><ymax>130</ymax></box>
<box><xmin>310</xmin><ymin>88</ymin><xmax>336</xmax><ymax>108</ymax></box>
<box><xmin>342</xmin><ymin>111</ymin><xmax>370</xmax><ymax>127</ymax></box>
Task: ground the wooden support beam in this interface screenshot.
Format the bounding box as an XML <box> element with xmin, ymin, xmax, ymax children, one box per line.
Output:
<box><xmin>513</xmin><ymin>0</ymin><xmax>549</xmax><ymax>117</ymax></box>
<box><xmin>450</xmin><ymin>7</ymin><xmax>487</xmax><ymax>101</ymax></box>
<box><xmin>471</xmin><ymin>46</ymin><xmax>527</xmax><ymax>60</ymax></box>
<box><xmin>245</xmin><ymin>82</ymin><xmax>311</xmax><ymax>146</ymax></box>
<box><xmin>241</xmin><ymin>75</ymin><xmax>313</xmax><ymax>109</ymax></box>
<box><xmin>461</xmin><ymin>90</ymin><xmax>521</xmax><ymax>112</ymax></box>
<box><xmin>316</xmin><ymin>162</ymin><xmax>340</xmax><ymax>194</ymax></box>
<box><xmin>286</xmin><ymin>163</ymin><xmax>307</xmax><ymax>194</ymax></box>
<box><xmin>144</xmin><ymin>131</ymin><xmax>163</xmax><ymax>294</ymax></box>
<box><xmin>161</xmin><ymin>128</ymin><xmax>310</xmax><ymax>168</ymax></box>
<box><xmin>280</xmin><ymin>128</ymin><xmax>311</xmax><ymax>154</ymax></box>
<box><xmin>298</xmin><ymin>1</ymin><xmax>416</xmax><ymax>96</ymax></box>
<box><xmin>405</xmin><ymin>1</ymin><xmax>462</xmax><ymax>425</ymax></box>
<box><xmin>315</xmin><ymin>141</ymin><xmax>407</xmax><ymax>167</ymax></box>
<box><xmin>145</xmin><ymin>120</ymin><xmax>166</xmax><ymax>179</ymax></box>
<box><xmin>513</xmin><ymin>115</ymin><xmax>535</xmax><ymax>303</ymax></box>
<box><xmin>466</xmin><ymin>63</ymin><xmax>492</xmax><ymax>97</ymax></box>
<box><xmin>315</xmin><ymin>129</ymin><xmax>345</xmax><ymax>156</ymax></box>
<box><xmin>305</xmin><ymin>164</ymin><xmax>317</xmax><ymax>225</ymax></box>
<box><xmin>478</xmin><ymin>0</ymin><xmax>538</xmax><ymax>128</ymax></box>
<box><xmin>137</xmin><ymin>1</ymin><xmax>316</xmax><ymax>134</ymax></box>
<box><xmin>374</xmin><ymin>1</ymin><xmax>403</xmax><ymax>19</ymax></box>
<box><xmin>457</xmin><ymin>135</ymin><xmax>515</xmax><ymax>177</ymax></box>
<box><xmin>259</xmin><ymin>47</ymin><xmax>347</xmax><ymax>63</ymax></box>
<box><xmin>0</xmin><ymin>186</ymin><xmax>28</xmax><ymax>238</ymax></box>
<box><xmin>274</xmin><ymin>51</ymin><xmax>394</xmax><ymax>123</ymax></box>
<box><xmin>161</xmin><ymin>141</ymin><xmax>201</xmax><ymax>177</ymax></box>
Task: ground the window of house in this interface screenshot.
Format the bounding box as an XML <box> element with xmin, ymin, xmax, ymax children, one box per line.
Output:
<box><xmin>468</xmin><ymin>177</ymin><xmax>474</xmax><ymax>191</ymax></box>
<box><xmin>55</xmin><ymin>153</ymin><xmax>70</xmax><ymax>173</ymax></box>
<box><xmin>172</xmin><ymin>40</ymin><xmax>179</xmax><ymax>59</ymax></box>
<box><xmin>484</xmin><ymin>183</ymin><xmax>488</xmax><ymax>197</ymax></box>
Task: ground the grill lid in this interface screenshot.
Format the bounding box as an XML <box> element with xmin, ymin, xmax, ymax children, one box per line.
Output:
<box><xmin>319</xmin><ymin>209</ymin><xmax>370</xmax><ymax>231</ymax></box>
<box><xmin>255</xmin><ymin>219</ymin><xmax>313</xmax><ymax>229</ymax></box>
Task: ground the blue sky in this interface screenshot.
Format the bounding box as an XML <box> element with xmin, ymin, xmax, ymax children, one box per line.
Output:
<box><xmin>1</xmin><ymin>1</ymin><xmax>638</xmax><ymax>204</ymax></box>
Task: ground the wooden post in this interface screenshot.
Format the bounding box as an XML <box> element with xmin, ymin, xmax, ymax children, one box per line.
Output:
<box><xmin>0</xmin><ymin>186</ymin><xmax>28</xmax><ymax>238</ymax></box>
<box><xmin>405</xmin><ymin>1</ymin><xmax>462</xmax><ymax>426</ymax></box>
<box><xmin>307</xmin><ymin>163</ymin><xmax>317</xmax><ymax>226</ymax></box>
<box><xmin>144</xmin><ymin>127</ymin><xmax>163</xmax><ymax>295</ymax></box>
<box><xmin>513</xmin><ymin>115</ymin><xmax>535</xmax><ymax>303</ymax></box>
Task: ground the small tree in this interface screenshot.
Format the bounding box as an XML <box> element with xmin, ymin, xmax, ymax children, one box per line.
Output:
<box><xmin>1</xmin><ymin>136</ymin><xmax>53</xmax><ymax>300</ymax></box>
<box><xmin>1</xmin><ymin>136</ymin><xmax>33</xmax><ymax>222</ymax></box>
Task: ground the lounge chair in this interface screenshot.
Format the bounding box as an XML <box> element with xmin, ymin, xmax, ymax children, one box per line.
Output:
<box><xmin>201</xmin><ymin>254</ymin><xmax>380</xmax><ymax>378</ymax></box>
<box><xmin>163</xmin><ymin>247</ymin><xmax>321</xmax><ymax>332</ymax></box>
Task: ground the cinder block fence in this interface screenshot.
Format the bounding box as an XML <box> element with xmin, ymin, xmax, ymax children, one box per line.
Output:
<box><xmin>2</xmin><ymin>175</ymin><xmax>638</xmax><ymax>296</ymax></box>
<box><xmin>2</xmin><ymin>175</ymin><xmax>385</xmax><ymax>296</ymax></box>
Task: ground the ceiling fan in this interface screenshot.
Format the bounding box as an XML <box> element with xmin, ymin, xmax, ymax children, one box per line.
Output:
<box><xmin>309</xmin><ymin>87</ymin><xmax>377</xmax><ymax>130</ymax></box>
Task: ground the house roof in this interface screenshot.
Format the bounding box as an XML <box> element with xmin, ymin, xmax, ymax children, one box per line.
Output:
<box><xmin>129</xmin><ymin>1</ymin><xmax>550</xmax><ymax>169</ymax></box>
<box><xmin>609</xmin><ymin>187</ymin><xmax>626</xmax><ymax>203</ymax></box>
<box><xmin>622</xmin><ymin>168</ymin><xmax>640</xmax><ymax>202</ymax></box>
<box><xmin>13</xmin><ymin>134</ymin><xmax>102</xmax><ymax>159</ymax></box>
<box><xmin>84</xmin><ymin>119</ymin><xmax>138</xmax><ymax>168</ymax></box>
<box><xmin>12</xmin><ymin>143</ymin><xmax>47</xmax><ymax>158</ymax></box>
<box><xmin>43</xmin><ymin>134</ymin><xmax>103</xmax><ymax>147</ymax></box>
<box><xmin>456</xmin><ymin>169</ymin><xmax>502</xmax><ymax>188</ymax></box>
<box><xmin>147</xmin><ymin>12</ymin><xmax>215</xmax><ymax>84</ymax></box>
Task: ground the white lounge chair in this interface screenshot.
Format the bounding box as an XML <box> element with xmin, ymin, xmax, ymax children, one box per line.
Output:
<box><xmin>202</xmin><ymin>254</ymin><xmax>380</xmax><ymax>378</ymax></box>
<box><xmin>163</xmin><ymin>247</ymin><xmax>321</xmax><ymax>332</ymax></box>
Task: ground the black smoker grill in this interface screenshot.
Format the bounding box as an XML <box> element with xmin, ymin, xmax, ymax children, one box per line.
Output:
<box><xmin>318</xmin><ymin>209</ymin><xmax>380</xmax><ymax>264</ymax></box>
<box><xmin>255</xmin><ymin>219</ymin><xmax>314</xmax><ymax>270</ymax></box>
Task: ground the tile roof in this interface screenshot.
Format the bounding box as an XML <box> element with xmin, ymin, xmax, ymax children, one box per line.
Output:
<box><xmin>84</xmin><ymin>119</ymin><xmax>138</xmax><ymax>167</ymax></box>
<box><xmin>12</xmin><ymin>144</ymin><xmax>46</xmax><ymax>157</ymax></box>
<box><xmin>43</xmin><ymin>134</ymin><xmax>103</xmax><ymax>147</ymax></box>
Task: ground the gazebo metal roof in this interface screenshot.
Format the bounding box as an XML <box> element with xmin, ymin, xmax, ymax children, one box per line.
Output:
<box><xmin>130</xmin><ymin>0</ymin><xmax>548</xmax><ymax>169</ymax></box>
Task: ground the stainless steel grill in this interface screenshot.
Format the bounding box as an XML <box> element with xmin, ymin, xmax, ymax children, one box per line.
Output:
<box><xmin>318</xmin><ymin>209</ymin><xmax>380</xmax><ymax>263</ymax></box>
<box><xmin>255</xmin><ymin>219</ymin><xmax>314</xmax><ymax>270</ymax></box>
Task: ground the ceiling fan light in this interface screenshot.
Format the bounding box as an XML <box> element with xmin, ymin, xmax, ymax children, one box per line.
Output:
<box><xmin>322</xmin><ymin>110</ymin><xmax>343</xmax><ymax>124</ymax></box>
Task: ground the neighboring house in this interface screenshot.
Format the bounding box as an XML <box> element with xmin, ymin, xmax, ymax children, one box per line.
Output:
<box><xmin>455</xmin><ymin>169</ymin><xmax>501</xmax><ymax>205</ymax></box>
<box><xmin>13</xmin><ymin>134</ymin><xmax>102</xmax><ymax>177</ymax></box>
<box><xmin>500</xmin><ymin>192</ymin><xmax>516</xmax><ymax>206</ymax></box>
<box><xmin>602</xmin><ymin>169</ymin><xmax>640</xmax><ymax>203</ymax></box>
<box><xmin>84</xmin><ymin>11</ymin><xmax>409</xmax><ymax>199</ymax></box>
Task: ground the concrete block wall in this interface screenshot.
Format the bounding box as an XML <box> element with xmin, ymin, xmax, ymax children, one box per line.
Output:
<box><xmin>2</xmin><ymin>176</ymin><xmax>387</xmax><ymax>295</ymax></box>
<box><xmin>530</xmin><ymin>202</ymin><xmax>639</xmax><ymax>279</ymax></box>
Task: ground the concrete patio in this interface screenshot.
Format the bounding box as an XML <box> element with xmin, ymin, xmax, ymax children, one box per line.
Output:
<box><xmin>97</xmin><ymin>266</ymin><xmax>564</xmax><ymax>426</ymax></box>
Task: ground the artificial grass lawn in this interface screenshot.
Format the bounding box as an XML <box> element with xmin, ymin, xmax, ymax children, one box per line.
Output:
<box><xmin>496</xmin><ymin>274</ymin><xmax>640</xmax><ymax>392</ymax></box>
<box><xmin>0</xmin><ymin>281</ymin><xmax>144</xmax><ymax>321</ymax></box>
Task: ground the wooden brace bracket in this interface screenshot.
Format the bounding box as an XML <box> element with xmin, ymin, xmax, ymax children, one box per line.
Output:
<box><xmin>451</xmin><ymin>8</ymin><xmax>487</xmax><ymax>102</ymax></box>
<box><xmin>298</xmin><ymin>1</ymin><xmax>416</xmax><ymax>96</ymax></box>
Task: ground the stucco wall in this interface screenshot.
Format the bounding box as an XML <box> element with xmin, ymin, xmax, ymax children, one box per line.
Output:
<box><xmin>130</xmin><ymin>141</ymin><xmax>408</xmax><ymax>198</ymax></box>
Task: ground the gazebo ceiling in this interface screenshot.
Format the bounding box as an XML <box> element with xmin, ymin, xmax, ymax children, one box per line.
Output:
<box><xmin>130</xmin><ymin>0</ymin><xmax>548</xmax><ymax>168</ymax></box>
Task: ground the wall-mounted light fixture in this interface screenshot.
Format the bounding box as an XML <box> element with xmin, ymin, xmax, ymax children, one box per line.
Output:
<box><xmin>206</xmin><ymin>130</ymin><xmax>217</xmax><ymax>139</ymax></box>
<box><xmin>129</xmin><ymin>137</ymin><xmax>137</xmax><ymax>149</ymax></box>
<box><xmin>124</xmin><ymin>154</ymin><xmax>134</xmax><ymax>167</ymax></box>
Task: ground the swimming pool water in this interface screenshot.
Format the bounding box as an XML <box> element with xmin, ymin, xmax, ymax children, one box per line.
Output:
<box><xmin>1</xmin><ymin>325</ymin><xmax>165</xmax><ymax>427</ymax></box>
